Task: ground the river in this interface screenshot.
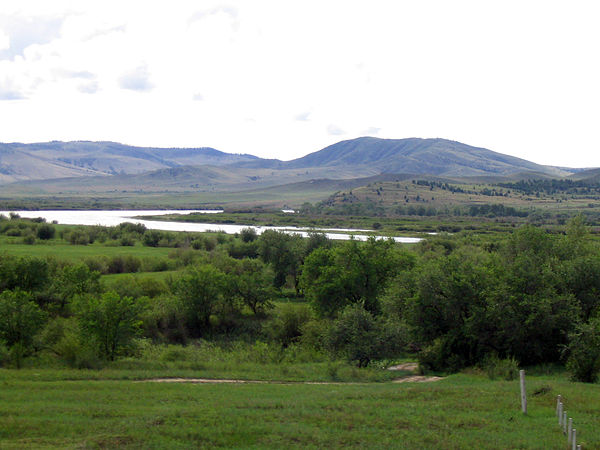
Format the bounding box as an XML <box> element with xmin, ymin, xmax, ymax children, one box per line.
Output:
<box><xmin>0</xmin><ymin>210</ymin><xmax>423</xmax><ymax>243</ymax></box>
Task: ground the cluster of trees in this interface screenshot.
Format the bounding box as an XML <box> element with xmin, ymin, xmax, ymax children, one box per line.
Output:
<box><xmin>2</xmin><ymin>213</ymin><xmax>600</xmax><ymax>382</ymax></box>
<box><xmin>467</xmin><ymin>204</ymin><xmax>528</xmax><ymax>218</ymax></box>
<box><xmin>499</xmin><ymin>178</ymin><xmax>600</xmax><ymax>196</ymax></box>
<box><xmin>380</xmin><ymin>217</ymin><xmax>600</xmax><ymax>381</ymax></box>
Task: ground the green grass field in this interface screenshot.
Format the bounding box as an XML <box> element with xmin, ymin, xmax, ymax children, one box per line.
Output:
<box><xmin>0</xmin><ymin>370</ymin><xmax>598</xmax><ymax>448</ymax></box>
<box><xmin>0</xmin><ymin>238</ymin><xmax>173</xmax><ymax>262</ymax></box>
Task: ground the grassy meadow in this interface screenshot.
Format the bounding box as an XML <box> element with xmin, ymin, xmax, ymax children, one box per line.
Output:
<box><xmin>1</xmin><ymin>370</ymin><xmax>598</xmax><ymax>449</ymax></box>
<box><xmin>2</xmin><ymin>208</ymin><xmax>600</xmax><ymax>449</ymax></box>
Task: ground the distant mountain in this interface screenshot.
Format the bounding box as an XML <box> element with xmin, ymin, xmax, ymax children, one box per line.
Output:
<box><xmin>0</xmin><ymin>141</ymin><xmax>258</xmax><ymax>183</ymax></box>
<box><xmin>568</xmin><ymin>167</ymin><xmax>600</xmax><ymax>182</ymax></box>
<box><xmin>0</xmin><ymin>137</ymin><xmax>578</xmax><ymax>186</ymax></box>
<box><xmin>283</xmin><ymin>137</ymin><xmax>572</xmax><ymax>177</ymax></box>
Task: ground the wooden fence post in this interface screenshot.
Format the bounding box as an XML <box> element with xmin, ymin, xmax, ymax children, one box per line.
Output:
<box><xmin>519</xmin><ymin>370</ymin><xmax>527</xmax><ymax>414</ymax></box>
<box><xmin>563</xmin><ymin>411</ymin><xmax>568</xmax><ymax>434</ymax></box>
<box><xmin>568</xmin><ymin>418</ymin><xmax>573</xmax><ymax>444</ymax></box>
<box><xmin>559</xmin><ymin>402</ymin><xmax>563</xmax><ymax>426</ymax></box>
<box><xmin>556</xmin><ymin>395</ymin><xmax>562</xmax><ymax>417</ymax></box>
<box><xmin>572</xmin><ymin>429</ymin><xmax>576</xmax><ymax>450</ymax></box>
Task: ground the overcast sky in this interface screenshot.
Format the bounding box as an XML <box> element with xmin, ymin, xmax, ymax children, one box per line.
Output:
<box><xmin>0</xmin><ymin>1</ymin><xmax>599</xmax><ymax>167</ymax></box>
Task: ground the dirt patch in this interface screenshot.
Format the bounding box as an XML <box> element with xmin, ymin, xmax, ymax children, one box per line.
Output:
<box><xmin>143</xmin><ymin>378</ymin><xmax>267</xmax><ymax>384</ymax></box>
<box><xmin>387</xmin><ymin>362</ymin><xmax>419</xmax><ymax>372</ymax></box>
<box><xmin>142</xmin><ymin>374</ymin><xmax>443</xmax><ymax>384</ymax></box>
<box><xmin>393</xmin><ymin>376</ymin><xmax>444</xmax><ymax>383</ymax></box>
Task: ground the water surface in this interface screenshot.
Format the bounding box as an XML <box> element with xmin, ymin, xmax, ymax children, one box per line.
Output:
<box><xmin>0</xmin><ymin>210</ymin><xmax>422</xmax><ymax>243</ymax></box>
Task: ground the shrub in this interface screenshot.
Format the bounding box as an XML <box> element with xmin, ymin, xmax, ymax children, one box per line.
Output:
<box><xmin>22</xmin><ymin>234</ymin><xmax>36</xmax><ymax>245</ymax></box>
<box><xmin>36</xmin><ymin>223</ymin><xmax>56</xmax><ymax>240</ymax></box>
<box><xmin>107</xmin><ymin>255</ymin><xmax>141</xmax><ymax>274</ymax></box>
<box><xmin>141</xmin><ymin>295</ymin><xmax>188</xmax><ymax>344</ymax></box>
<box><xmin>264</xmin><ymin>304</ymin><xmax>312</xmax><ymax>347</ymax></box>
<box><xmin>74</xmin><ymin>291</ymin><xmax>144</xmax><ymax>361</ymax></box>
<box><xmin>482</xmin><ymin>354</ymin><xmax>519</xmax><ymax>380</ymax></box>
<box><xmin>564</xmin><ymin>318</ymin><xmax>600</xmax><ymax>383</ymax></box>
<box><xmin>325</xmin><ymin>305</ymin><xmax>405</xmax><ymax>368</ymax></box>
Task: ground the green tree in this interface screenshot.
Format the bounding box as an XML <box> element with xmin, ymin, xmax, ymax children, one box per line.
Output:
<box><xmin>54</xmin><ymin>262</ymin><xmax>101</xmax><ymax>309</ymax></box>
<box><xmin>175</xmin><ymin>264</ymin><xmax>228</xmax><ymax>335</ymax></box>
<box><xmin>75</xmin><ymin>291</ymin><xmax>143</xmax><ymax>361</ymax></box>
<box><xmin>326</xmin><ymin>304</ymin><xmax>406</xmax><ymax>367</ymax></box>
<box><xmin>0</xmin><ymin>255</ymin><xmax>49</xmax><ymax>293</ymax></box>
<box><xmin>0</xmin><ymin>289</ymin><xmax>46</xmax><ymax>368</ymax></box>
<box><xmin>564</xmin><ymin>318</ymin><xmax>600</xmax><ymax>383</ymax></box>
<box><xmin>258</xmin><ymin>230</ymin><xmax>303</xmax><ymax>289</ymax></box>
<box><xmin>301</xmin><ymin>238</ymin><xmax>412</xmax><ymax>317</ymax></box>
<box><xmin>233</xmin><ymin>258</ymin><xmax>276</xmax><ymax>315</ymax></box>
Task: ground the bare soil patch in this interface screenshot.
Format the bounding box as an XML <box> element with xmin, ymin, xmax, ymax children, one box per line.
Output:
<box><xmin>142</xmin><ymin>372</ymin><xmax>444</xmax><ymax>385</ymax></box>
<box><xmin>393</xmin><ymin>376</ymin><xmax>444</xmax><ymax>383</ymax></box>
<box><xmin>387</xmin><ymin>362</ymin><xmax>419</xmax><ymax>372</ymax></box>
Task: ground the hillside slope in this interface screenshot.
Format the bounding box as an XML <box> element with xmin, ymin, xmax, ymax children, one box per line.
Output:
<box><xmin>284</xmin><ymin>137</ymin><xmax>571</xmax><ymax>177</ymax></box>
<box><xmin>0</xmin><ymin>137</ymin><xmax>578</xmax><ymax>186</ymax></box>
<box><xmin>0</xmin><ymin>141</ymin><xmax>258</xmax><ymax>183</ymax></box>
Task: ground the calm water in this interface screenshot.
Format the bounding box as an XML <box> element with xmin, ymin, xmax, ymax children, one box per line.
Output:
<box><xmin>0</xmin><ymin>210</ymin><xmax>422</xmax><ymax>243</ymax></box>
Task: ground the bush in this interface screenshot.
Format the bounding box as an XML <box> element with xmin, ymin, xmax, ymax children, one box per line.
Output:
<box><xmin>36</xmin><ymin>224</ymin><xmax>56</xmax><ymax>240</ymax></box>
<box><xmin>141</xmin><ymin>295</ymin><xmax>188</xmax><ymax>344</ymax></box>
<box><xmin>107</xmin><ymin>255</ymin><xmax>141</xmax><ymax>274</ymax></box>
<box><xmin>37</xmin><ymin>317</ymin><xmax>101</xmax><ymax>369</ymax></box>
<box><xmin>84</xmin><ymin>256</ymin><xmax>109</xmax><ymax>274</ymax></box>
<box><xmin>482</xmin><ymin>354</ymin><xmax>519</xmax><ymax>380</ymax></box>
<box><xmin>264</xmin><ymin>304</ymin><xmax>312</xmax><ymax>347</ymax></box>
<box><xmin>325</xmin><ymin>305</ymin><xmax>405</xmax><ymax>367</ymax></box>
<box><xmin>22</xmin><ymin>234</ymin><xmax>36</xmax><ymax>245</ymax></box>
<box><xmin>564</xmin><ymin>318</ymin><xmax>600</xmax><ymax>383</ymax></box>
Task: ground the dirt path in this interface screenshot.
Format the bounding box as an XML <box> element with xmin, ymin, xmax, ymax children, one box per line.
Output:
<box><xmin>141</xmin><ymin>363</ymin><xmax>443</xmax><ymax>384</ymax></box>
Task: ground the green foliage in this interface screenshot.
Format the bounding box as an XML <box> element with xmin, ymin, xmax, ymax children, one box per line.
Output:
<box><xmin>264</xmin><ymin>304</ymin><xmax>313</xmax><ymax>347</ymax></box>
<box><xmin>53</xmin><ymin>262</ymin><xmax>101</xmax><ymax>309</ymax></box>
<box><xmin>482</xmin><ymin>355</ymin><xmax>519</xmax><ymax>381</ymax></box>
<box><xmin>258</xmin><ymin>230</ymin><xmax>303</xmax><ymax>289</ymax></box>
<box><xmin>239</xmin><ymin>227</ymin><xmax>258</xmax><ymax>243</ymax></box>
<box><xmin>301</xmin><ymin>238</ymin><xmax>414</xmax><ymax>317</ymax></box>
<box><xmin>564</xmin><ymin>318</ymin><xmax>600</xmax><ymax>383</ymax></box>
<box><xmin>0</xmin><ymin>255</ymin><xmax>49</xmax><ymax>292</ymax></box>
<box><xmin>325</xmin><ymin>305</ymin><xmax>406</xmax><ymax>367</ymax></box>
<box><xmin>141</xmin><ymin>295</ymin><xmax>188</xmax><ymax>344</ymax></box>
<box><xmin>37</xmin><ymin>317</ymin><xmax>101</xmax><ymax>369</ymax></box>
<box><xmin>36</xmin><ymin>223</ymin><xmax>56</xmax><ymax>240</ymax></box>
<box><xmin>231</xmin><ymin>258</ymin><xmax>275</xmax><ymax>314</ymax></box>
<box><xmin>175</xmin><ymin>264</ymin><xmax>229</xmax><ymax>336</ymax></box>
<box><xmin>0</xmin><ymin>289</ymin><xmax>46</xmax><ymax>368</ymax></box>
<box><xmin>74</xmin><ymin>291</ymin><xmax>144</xmax><ymax>361</ymax></box>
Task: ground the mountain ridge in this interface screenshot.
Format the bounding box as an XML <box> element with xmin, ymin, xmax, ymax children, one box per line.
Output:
<box><xmin>0</xmin><ymin>137</ymin><xmax>579</xmax><ymax>185</ymax></box>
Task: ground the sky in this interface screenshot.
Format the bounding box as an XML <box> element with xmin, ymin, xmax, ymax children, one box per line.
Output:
<box><xmin>0</xmin><ymin>1</ymin><xmax>599</xmax><ymax>167</ymax></box>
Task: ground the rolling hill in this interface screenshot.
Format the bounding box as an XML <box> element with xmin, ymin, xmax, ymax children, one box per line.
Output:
<box><xmin>283</xmin><ymin>137</ymin><xmax>572</xmax><ymax>177</ymax></box>
<box><xmin>0</xmin><ymin>137</ymin><xmax>581</xmax><ymax>193</ymax></box>
<box><xmin>0</xmin><ymin>141</ymin><xmax>258</xmax><ymax>184</ymax></box>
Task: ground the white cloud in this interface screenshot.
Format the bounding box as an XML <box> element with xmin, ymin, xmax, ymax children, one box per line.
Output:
<box><xmin>0</xmin><ymin>30</ymin><xmax>9</xmax><ymax>50</ymax></box>
<box><xmin>362</xmin><ymin>127</ymin><xmax>381</xmax><ymax>136</ymax></box>
<box><xmin>118</xmin><ymin>65</ymin><xmax>153</xmax><ymax>92</ymax></box>
<box><xmin>0</xmin><ymin>79</ymin><xmax>25</xmax><ymax>100</ymax></box>
<box><xmin>327</xmin><ymin>124</ymin><xmax>346</xmax><ymax>136</ymax></box>
<box><xmin>78</xmin><ymin>81</ymin><xmax>99</xmax><ymax>94</ymax></box>
<box><xmin>295</xmin><ymin>111</ymin><xmax>311</xmax><ymax>121</ymax></box>
<box><xmin>0</xmin><ymin>14</ymin><xmax>65</xmax><ymax>60</ymax></box>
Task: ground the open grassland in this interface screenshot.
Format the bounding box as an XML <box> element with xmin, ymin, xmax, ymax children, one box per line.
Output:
<box><xmin>331</xmin><ymin>178</ymin><xmax>600</xmax><ymax>212</ymax></box>
<box><xmin>0</xmin><ymin>371</ymin><xmax>598</xmax><ymax>449</ymax></box>
<box><xmin>0</xmin><ymin>238</ymin><xmax>172</xmax><ymax>261</ymax></box>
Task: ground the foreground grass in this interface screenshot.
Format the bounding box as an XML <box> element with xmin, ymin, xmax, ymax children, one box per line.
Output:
<box><xmin>0</xmin><ymin>370</ymin><xmax>598</xmax><ymax>449</ymax></box>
